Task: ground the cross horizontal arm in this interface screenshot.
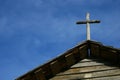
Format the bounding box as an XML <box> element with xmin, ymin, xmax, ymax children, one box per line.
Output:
<box><xmin>76</xmin><ymin>20</ymin><xmax>100</xmax><ymax>24</ymax></box>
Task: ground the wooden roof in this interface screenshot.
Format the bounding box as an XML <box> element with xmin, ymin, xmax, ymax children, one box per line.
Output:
<box><xmin>16</xmin><ymin>40</ymin><xmax>120</xmax><ymax>80</ymax></box>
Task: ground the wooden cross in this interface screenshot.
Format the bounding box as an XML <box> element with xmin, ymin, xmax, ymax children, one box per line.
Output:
<box><xmin>76</xmin><ymin>13</ymin><xmax>100</xmax><ymax>40</ymax></box>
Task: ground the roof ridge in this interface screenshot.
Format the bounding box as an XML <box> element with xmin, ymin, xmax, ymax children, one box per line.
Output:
<box><xmin>16</xmin><ymin>40</ymin><xmax>120</xmax><ymax>80</ymax></box>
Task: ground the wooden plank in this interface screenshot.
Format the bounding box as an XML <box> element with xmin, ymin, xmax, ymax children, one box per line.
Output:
<box><xmin>90</xmin><ymin>44</ymin><xmax>100</xmax><ymax>57</ymax></box>
<box><xmin>92</xmin><ymin>69</ymin><xmax>120</xmax><ymax>77</ymax></box>
<box><xmin>72</xmin><ymin>48</ymin><xmax>81</xmax><ymax>62</ymax></box>
<box><xmin>71</xmin><ymin>60</ymin><xmax>104</xmax><ymax>68</ymax></box>
<box><xmin>34</xmin><ymin>69</ymin><xmax>46</xmax><ymax>80</ymax></box>
<box><xmin>41</xmin><ymin>64</ymin><xmax>53</xmax><ymax>79</ymax></box>
<box><xmin>50</xmin><ymin>60</ymin><xmax>61</xmax><ymax>75</ymax></box>
<box><xmin>79</xmin><ymin>45</ymin><xmax>88</xmax><ymax>59</ymax></box>
<box><xmin>57</xmin><ymin>56</ymin><xmax>67</xmax><ymax>71</ymax></box>
<box><xmin>65</xmin><ymin>53</ymin><xmax>76</xmax><ymax>67</ymax></box>
<box><xmin>90</xmin><ymin>75</ymin><xmax>120</xmax><ymax>80</ymax></box>
<box><xmin>50</xmin><ymin>69</ymin><xmax>120</xmax><ymax>80</ymax></box>
<box><xmin>118</xmin><ymin>52</ymin><xmax>120</xmax><ymax>64</ymax></box>
<box><xmin>57</xmin><ymin>65</ymin><xmax>118</xmax><ymax>75</ymax></box>
<box><xmin>100</xmin><ymin>47</ymin><xmax>118</xmax><ymax>62</ymax></box>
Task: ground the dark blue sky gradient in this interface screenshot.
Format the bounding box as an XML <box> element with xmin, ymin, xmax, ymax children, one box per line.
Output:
<box><xmin>0</xmin><ymin>0</ymin><xmax>120</xmax><ymax>80</ymax></box>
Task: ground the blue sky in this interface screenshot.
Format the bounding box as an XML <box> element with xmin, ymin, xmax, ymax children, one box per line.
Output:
<box><xmin>0</xmin><ymin>0</ymin><xmax>120</xmax><ymax>80</ymax></box>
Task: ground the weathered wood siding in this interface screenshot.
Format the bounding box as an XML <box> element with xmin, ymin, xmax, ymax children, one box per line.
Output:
<box><xmin>50</xmin><ymin>59</ymin><xmax>120</xmax><ymax>80</ymax></box>
<box><xmin>16</xmin><ymin>40</ymin><xmax>120</xmax><ymax>80</ymax></box>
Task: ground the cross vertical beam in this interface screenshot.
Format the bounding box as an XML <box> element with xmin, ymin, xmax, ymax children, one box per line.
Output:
<box><xmin>86</xmin><ymin>13</ymin><xmax>90</xmax><ymax>40</ymax></box>
<box><xmin>76</xmin><ymin>13</ymin><xmax>100</xmax><ymax>40</ymax></box>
